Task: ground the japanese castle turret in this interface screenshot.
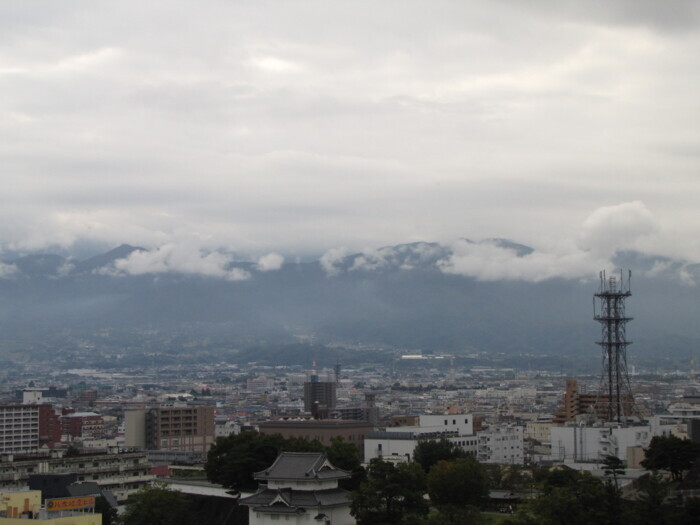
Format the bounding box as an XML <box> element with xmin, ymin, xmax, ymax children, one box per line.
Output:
<box><xmin>240</xmin><ymin>451</ymin><xmax>355</xmax><ymax>525</ymax></box>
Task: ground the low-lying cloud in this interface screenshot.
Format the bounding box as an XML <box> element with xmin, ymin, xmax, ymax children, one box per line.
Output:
<box><xmin>0</xmin><ymin>262</ymin><xmax>17</xmax><ymax>279</ymax></box>
<box><xmin>107</xmin><ymin>244</ymin><xmax>250</xmax><ymax>281</ymax></box>
<box><xmin>319</xmin><ymin>201</ymin><xmax>690</xmax><ymax>283</ymax></box>
<box><xmin>256</xmin><ymin>252</ymin><xmax>285</xmax><ymax>272</ymax></box>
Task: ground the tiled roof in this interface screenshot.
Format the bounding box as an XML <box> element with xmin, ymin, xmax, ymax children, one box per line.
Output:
<box><xmin>254</xmin><ymin>452</ymin><xmax>350</xmax><ymax>481</ymax></box>
<box><xmin>240</xmin><ymin>487</ymin><xmax>350</xmax><ymax>510</ymax></box>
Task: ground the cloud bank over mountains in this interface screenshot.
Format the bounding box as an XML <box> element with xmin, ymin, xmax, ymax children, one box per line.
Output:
<box><xmin>318</xmin><ymin>201</ymin><xmax>694</xmax><ymax>284</ymax></box>
<box><xmin>2</xmin><ymin>201</ymin><xmax>694</xmax><ymax>286</ymax></box>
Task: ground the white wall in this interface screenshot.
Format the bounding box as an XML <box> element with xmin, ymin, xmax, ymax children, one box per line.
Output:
<box><xmin>364</xmin><ymin>435</ymin><xmax>478</xmax><ymax>463</ymax></box>
<box><xmin>477</xmin><ymin>426</ymin><xmax>524</xmax><ymax>465</ymax></box>
<box><xmin>249</xmin><ymin>505</ymin><xmax>354</xmax><ymax>525</ymax></box>
<box><xmin>550</xmin><ymin>424</ymin><xmax>653</xmax><ymax>462</ymax></box>
<box><xmin>418</xmin><ymin>414</ymin><xmax>474</xmax><ymax>436</ymax></box>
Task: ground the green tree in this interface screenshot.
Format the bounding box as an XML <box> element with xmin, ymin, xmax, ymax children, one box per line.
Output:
<box><xmin>624</xmin><ymin>472</ymin><xmax>673</xmax><ymax>525</ymax></box>
<box><xmin>424</xmin><ymin>505</ymin><xmax>485</xmax><ymax>525</ymax></box>
<box><xmin>351</xmin><ymin>459</ymin><xmax>428</xmax><ymax>525</ymax></box>
<box><xmin>326</xmin><ymin>437</ymin><xmax>366</xmax><ymax>490</ymax></box>
<box><xmin>427</xmin><ymin>457</ymin><xmax>490</xmax><ymax>509</ymax></box>
<box><xmin>514</xmin><ymin>469</ymin><xmax>614</xmax><ymax>525</ymax></box>
<box><xmin>413</xmin><ymin>438</ymin><xmax>467</xmax><ymax>473</ymax></box>
<box><xmin>326</xmin><ymin>436</ymin><xmax>360</xmax><ymax>471</ymax></box>
<box><xmin>641</xmin><ymin>435</ymin><xmax>700</xmax><ymax>482</ymax></box>
<box><xmin>120</xmin><ymin>484</ymin><xmax>193</xmax><ymax>525</ymax></box>
<box><xmin>603</xmin><ymin>455</ymin><xmax>625</xmax><ymax>488</ymax></box>
<box><xmin>205</xmin><ymin>431</ymin><xmax>324</xmax><ymax>491</ymax></box>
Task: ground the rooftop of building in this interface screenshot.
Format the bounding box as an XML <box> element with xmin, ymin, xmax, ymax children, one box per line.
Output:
<box><xmin>258</xmin><ymin>419</ymin><xmax>372</xmax><ymax>429</ymax></box>
<box><xmin>241</xmin><ymin>487</ymin><xmax>350</xmax><ymax>512</ymax></box>
<box><xmin>254</xmin><ymin>452</ymin><xmax>350</xmax><ymax>482</ymax></box>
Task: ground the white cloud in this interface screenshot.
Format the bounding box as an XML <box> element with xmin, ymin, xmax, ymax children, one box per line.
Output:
<box><xmin>320</xmin><ymin>247</ymin><xmax>349</xmax><ymax>276</ymax></box>
<box><xmin>577</xmin><ymin>201</ymin><xmax>657</xmax><ymax>256</ymax></box>
<box><xmin>256</xmin><ymin>252</ymin><xmax>284</xmax><ymax>272</ymax></box>
<box><xmin>437</xmin><ymin>240</ymin><xmax>611</xmax><ymax>282</ymax></box>
<box><xmin>249</xmin><ymin>56</ymin><xmax>303</xmax><ymax>73</ymax></box>
<box><xmin>110</xmin><ymin>244</ymin><xmax>250</xmax><ymax>281</ymax></box>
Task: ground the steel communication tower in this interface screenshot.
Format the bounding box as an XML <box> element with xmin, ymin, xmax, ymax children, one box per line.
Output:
<box><xmin>594</xmin><ymin>270</ymin><xmax>636</xmax><ymax>423</ymax></box>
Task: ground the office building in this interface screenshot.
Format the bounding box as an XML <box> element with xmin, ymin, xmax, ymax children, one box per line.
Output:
<box><xmin>124</xmin><ymin>405</ymin><xmax>216</xmax><ymax>456</ymax></box>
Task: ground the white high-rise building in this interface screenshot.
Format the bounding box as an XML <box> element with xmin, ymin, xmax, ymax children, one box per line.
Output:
<box><xmin>477</xmin><ymin>426</ymin><xmax>524</xmax><ymax>465</ymax></box>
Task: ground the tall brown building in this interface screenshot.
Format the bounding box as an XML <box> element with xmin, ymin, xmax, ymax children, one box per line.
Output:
<box><xmin>125</xmin><ymin>405</ymin><xmax>216</xmax><ymax>456</ymax></box>
<box><xmin>552</xmin><ymin>380</ymin><xmax>602</xmax><ymax>424</ymax></box>
<box><xmin>303</xmin><ymin>380</ymin><xmax>337</xmax><ymax>413</ymax></box>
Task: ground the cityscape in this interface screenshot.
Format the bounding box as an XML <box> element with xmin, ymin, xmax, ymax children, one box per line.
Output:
<box><xmin>3</xmin><ymin>1</ymin><xmax>700</xmax><ymax>524</ymax></box>
<box><xmin>1</xmin><ymin>266</ymin><xmax>700</xmax><ymax>523</ymax></box>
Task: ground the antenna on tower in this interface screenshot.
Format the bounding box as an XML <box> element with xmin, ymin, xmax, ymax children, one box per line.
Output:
<box><xmin>593</xmin><ymin>269</ymin><xmax>639</xmax><ymax>423</ymax></box>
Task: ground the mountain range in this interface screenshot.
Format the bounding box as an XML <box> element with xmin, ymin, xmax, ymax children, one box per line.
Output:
<box><xmin>1</xmin><ymin>240</ymin><xmax>699</xmax><ymax>365</ymax></box>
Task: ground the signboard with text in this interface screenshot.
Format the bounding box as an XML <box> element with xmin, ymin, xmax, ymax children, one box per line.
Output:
<box><xmin>46</xmin><ymin>496</ymin><xmax>95</xmax><ymax>512</ymax></box>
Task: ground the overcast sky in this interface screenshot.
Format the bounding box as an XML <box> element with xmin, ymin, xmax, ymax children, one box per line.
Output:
<box><xmin>2</xmin><ymin>1</ymin><xmax>700</xmax><ymax>278</ymax></box>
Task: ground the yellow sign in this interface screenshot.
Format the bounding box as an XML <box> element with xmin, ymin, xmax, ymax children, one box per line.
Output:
<box><xmin>46</xmin><ymin>496</ymin><xmax>95</xmax><ymax>511</ymax></box>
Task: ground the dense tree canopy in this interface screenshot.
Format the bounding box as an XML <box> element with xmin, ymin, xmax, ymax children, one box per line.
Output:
<box><xmin>325</xmin><ymin>436</ymin><xmax>366</xmax><ymax>490</ymax></box>
<box><xmin>120</xmin><ymin>485</ymin><xmax>194</xmax><ymax>525</ymax></box>
<box><xmin>351</xmin><ymin>458</ymin><xmax>428</xmax><ymax>525</ymax></box>
<box><xmin>641</xmin><ymin>435</ymin><xmax>700</xmax><ymax>482</ymax></box>
<box><xmin>427</xmin><ymin>457</ymin><xmax>490</xmax><ymax>509</ymax></box>
<box><xmin>413</xmin><ymin>438</ymin><xmax>468</xmax><ymax>472</ymax></box>
<box><xmin>500</xmin><ymin>468</ymin><xmax>624</xmax><ymax>525</ymax></box>
<box><xmin>205</xmin><ymin>431</ymin><xmax>324</xmax><ymax>491</ymax></box>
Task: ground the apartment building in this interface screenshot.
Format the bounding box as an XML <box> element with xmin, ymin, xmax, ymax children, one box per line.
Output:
<box><xmin>0</xmin><ymin>405</ymin><xmax>61</xmax><ymax>454</ymax></box>
<box><xmin>477</xmin><ymin>425</ymin><xmax>524</xmax><ymax>464</ymax></box>
<box><xmin>124</xmin><ymin>405</ymin><xmax>216</xmax><ymax>456</ymax></box>
<box><xmin>0</xmin><ymin>450</ymin><xmax>153</xmax><ymax>502</ymax></box>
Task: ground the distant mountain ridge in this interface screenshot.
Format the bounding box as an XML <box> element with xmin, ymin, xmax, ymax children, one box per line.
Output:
<box><xmin>1</xmin><ymin>239</ymin><xmax>699</xmax><ymax>362</ymax></box>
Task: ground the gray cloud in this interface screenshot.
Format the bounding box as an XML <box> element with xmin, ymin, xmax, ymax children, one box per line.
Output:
<box><xmin>0</xmin><ymin>262</ymin><xmax>17</xmax><ymax>279</ymax></box>
<box><xmin>1</xmin><ymin>2</ymin><xmax>700</xmax><ymax>267</ymax></box>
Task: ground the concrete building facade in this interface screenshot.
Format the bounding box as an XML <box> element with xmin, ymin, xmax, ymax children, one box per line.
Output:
<box><xmin>477</xmin><ymin>426</ymin><xmax>524</xmax><ymax>464</ymax></box>
<box><xmin>1</xmin><ymin>405</ymin><xmax>61</xmax><ymax>454</ymax></box>
<box><xmin>258</xmin><ymin>419</ymin><xmax>372</xmax><ymax>457</ymax></box>
<box><xmin>124</xmin><ymin>405</ymin><xmax>216</xmax><ymax>456</ymax></box>
<box><xmin>0</xmin><ymin>450</ymin><xmax>153</xmax><ymax>502</ymax></box>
